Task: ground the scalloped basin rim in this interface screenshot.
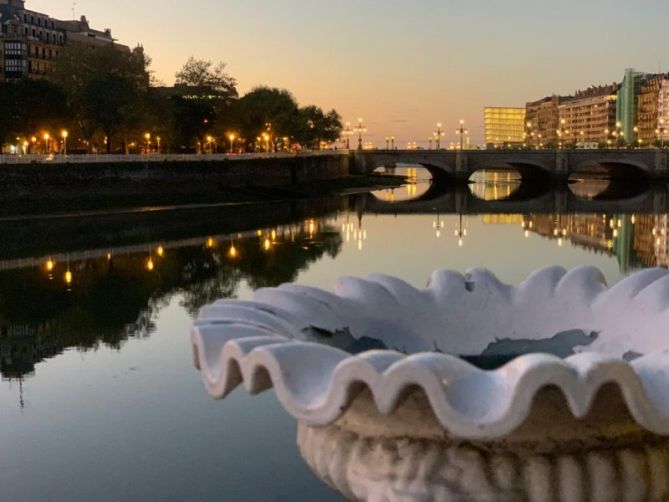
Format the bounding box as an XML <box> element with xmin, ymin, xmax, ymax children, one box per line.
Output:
<box><xmin>192</xmin><ymin>266</ymin><xmax>669</xmax><ymax>439</ymax></box>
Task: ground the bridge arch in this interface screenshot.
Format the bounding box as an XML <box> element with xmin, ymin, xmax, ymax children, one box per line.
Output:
<box><xmin>572</xmin><ymin>159</ymin><xmax>651</xmax><ymax>181</ymax></box>
<box><xmin>467</xmin><ymin>158</ymin><xmax>554</xmax><ymax>183</ymax></box>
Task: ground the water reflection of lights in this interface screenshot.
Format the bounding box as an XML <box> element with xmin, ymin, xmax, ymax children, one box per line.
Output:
<box><xmin>341</xmin><ymin>216</ymin><xmax>367</xmax><ymax>250</ymax></box>
<box><xmin>469</xmin><ymin>171</ymin><xmax>521</xmax><ymax>201</ymax></box>
<box><xmin>454</xmin><ymin>215</ymin><xmax>468</xmax><ymax>247</ymax></box>
<box><xmin>433</xmin><ymin>215</ymin><xmax>445</xmax><ymax>239</ymax></box>
<box><xmin>228</xmin><ymin>244</ymin><xmax>239</xmax><ymax>259</ymax></box>
<box><xmin>156</xmin><ymin>245</ymin><xmax>165</xmax><ymax>258</ymax></box>
<box><xmin>263</xmin><ymin>238</ymin><xmax>272</xmax><ymax>252</ymax></box>
<box><xmin>45</xmin><ymin>258</ymin><xmax>55</xmax><ymax>273</ymax></box>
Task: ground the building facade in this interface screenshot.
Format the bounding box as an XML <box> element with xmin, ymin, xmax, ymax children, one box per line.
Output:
<box><xmin>637</xmin><ymin>74</ymin><xmax>669</xmax><ymax>145</ymax></box>
<box><xmin>0</xmin><ymin>0</ymin><xmax>126</xmax><ymax>82</ymax></box>
<box><xmin>557</xmin><ymin>84</ymin><xmax>619</xmax><ymax>146</ymax></box>
<box><xmin>525</xmin><ymin>96</ymin><xmax>563</xmax><ymax>148</ymax></box>
<box><xmin>616</xmin><ymin>68</ymin><xmax>647</xmax><ymax>143</ymax></box>
<box><xmin>483</xmin><ymin>107</ymin><xmax>526</xmax><ymax>148</ymax></box>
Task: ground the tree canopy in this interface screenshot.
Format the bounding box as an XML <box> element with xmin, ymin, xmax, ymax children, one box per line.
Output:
<box><xmin>1</xmin><ymin>51</ymin><xmax>342</xmax><ymax>154</ymax></box>
<box><xmin>175</xmin><ymin>57</ymin><xmax>238</xmax><ymax>98</ymax></box>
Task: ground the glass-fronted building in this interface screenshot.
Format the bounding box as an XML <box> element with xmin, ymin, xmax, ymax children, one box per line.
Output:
<box><xmin>484</xmin><ymin>107</ymin><xmax>526</xmax><ymax>148</ymax></box>
<box><xmin>616</xmin><ymin>68</ymin><xmax>645</xmax><ymax>142</ymax></box>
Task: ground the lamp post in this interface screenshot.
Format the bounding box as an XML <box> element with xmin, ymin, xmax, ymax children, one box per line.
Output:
<box><xmin>435</xmin><ymin>123</ymin><xmax>444</xmax><ymax>149</ymax></box>
<box><xmin>615</xmin><ymin>122</ymin><xmax>624</xmax><ymax>147</ymax></box>
<box><xmin>144</xmin><ymin>132</ymin><xmax>151</xmax><ymax>155</ymax></box>
<box><xmin>633</xmin><ymin>126</ymin><xmax>640</xmax><ymax>148</ymax></box>
<box><xmin>428</xmin><ymin>136</ymin><xmax>433</xmax><ymax>150</ymax></box>
<box><xmin>156</xmin><ymin>136</ymin><xmax>162</xmax><ymax>154</ymax></box>
<box><xmin>385</xmin><ymin>136</ymin><xmax>390</xmax><ymax>150</ymax></box>
<box><xmin>228</xmin><ymin>133</ymin><xmax>236</xmax><ymax>154</ymax></box>
<box><xmin>455</xmin><ymin>120</ymin><xmax>468</xmax><ymax>151</ymax></box>
<box><xmin>557</xmin><ymin>119</ymin><xmax>567</xmax><ymax>149</ymax></box>
<box><xmin>43</xmin><ymin>132</ymin><xmax>50</xmax><ymax>154</ymax></box>
<box><xmin>343</xmin><ymin>122</ymin><xmax>352</xmax><ymax>150</ymax></box>
<box><xmin>354</xmin><ymin>118</ymin><xmax>366</xmax><ymax>150</ymax></box>
<box><xmin>390</xmin><ymin>136</ymin><xmax>395</xmax><ymax>149</ymax></box>
<box><xmin>61</xmin><ymin>129</ymin><xmax>68</xmax><ymax>156</ymax></box>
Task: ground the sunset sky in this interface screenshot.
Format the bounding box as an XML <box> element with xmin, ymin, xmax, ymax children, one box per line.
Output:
<box><xmin>32</xmin><ymin>0</ymin><xmax>669</xmax><ymax>146</ymax></box>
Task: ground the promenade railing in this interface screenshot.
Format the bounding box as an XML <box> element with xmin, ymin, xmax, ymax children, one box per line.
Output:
<box><xmin>0</xmin><ymin>151</ymin><xmax>348</xmax><ymax>165</ymax></box>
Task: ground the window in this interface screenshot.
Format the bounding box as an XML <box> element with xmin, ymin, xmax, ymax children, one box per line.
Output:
<box><xmin>4</xmin><ymin>42</ymin><xmax>26</xmax><ymax>56</ymax></box>
<box><xmin>5</xmin><ymin>59</ymin><xmax>26</xmax><ymax>73</ymax></box>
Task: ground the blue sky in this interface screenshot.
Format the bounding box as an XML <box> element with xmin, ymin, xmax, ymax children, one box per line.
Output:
<box><xmin>32</xmin><ymin>0</ymin><xmax>669</xmax><ymax>145</ymax></box>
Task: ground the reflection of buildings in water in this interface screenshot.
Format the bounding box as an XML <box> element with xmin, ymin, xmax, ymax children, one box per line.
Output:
<box><xmin>469</xmin><ymin>171</ymin><xmax>521</xmax><ymax>201</ymax></box>
<box><xmin>372</xmin><ymin>166</ymin><xmax>429</xmax><ymax>203</ymax></box>
<box><xmin>523</xmin><ymin>214</ymin><xmax>617</xmax><ymax>255</ymax></box>
<box><xmin>656</xmin><ymin>216</ymin><xmax>669</xmax><ymax>266</ymax></box>
<box><xmin>482</xmin><ymin>215</ymin><xmax>525</xmax><ymax>225</ymax></box>
<box><xmin>635</xmin><ymin>215</ymin><xmax>669</xmax><ymax>268</ymax></box>
<box><xmin>522</xmin><ymin>213</ymin><xmax>669</xmax><ymax>272</ymax></box>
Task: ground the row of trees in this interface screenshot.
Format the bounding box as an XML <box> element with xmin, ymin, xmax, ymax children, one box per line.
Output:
<box><xmin>0</xmin><ymin>45</ymin><xmax>343</xmax><ymax>154</ymax></box>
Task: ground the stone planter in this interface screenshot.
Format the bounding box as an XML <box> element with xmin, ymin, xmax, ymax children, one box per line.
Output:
<box><xmin>192</xmin><ymin>266</ymin><xmax>669</xmax><ymax>501</ymax></box>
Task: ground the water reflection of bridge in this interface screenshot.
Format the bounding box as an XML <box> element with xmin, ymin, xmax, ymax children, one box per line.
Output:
<box><xmin>363</xmin><ymin>184</ymin><xmax>669</xmax><ymax>215</ymax></box>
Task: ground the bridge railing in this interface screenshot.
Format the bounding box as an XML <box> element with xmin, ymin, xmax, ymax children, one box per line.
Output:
<box><xmin>0</xmin><ymin>150</ymin><xmax>349</xmax><ymax>165</ymax></box>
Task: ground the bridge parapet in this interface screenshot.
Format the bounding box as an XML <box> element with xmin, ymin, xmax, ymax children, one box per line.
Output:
<box><xmin>352</xmin><ymin>149</ymin><xmax>669</xmax><ymax>182</ymax></box>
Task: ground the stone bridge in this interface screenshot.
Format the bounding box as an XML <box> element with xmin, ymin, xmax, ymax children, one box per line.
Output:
<box><xmin>352</xmin><ymin>149</ymin><xmax>669</xmax><ymax>182</ymax></box>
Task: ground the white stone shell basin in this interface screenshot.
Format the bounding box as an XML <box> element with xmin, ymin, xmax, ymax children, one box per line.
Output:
<box><xmin>191</xmin><ymin>266</ymin><xmax>669</xmax><ymax>440</ymax></box>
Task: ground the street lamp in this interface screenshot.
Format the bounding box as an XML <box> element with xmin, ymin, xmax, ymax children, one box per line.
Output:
<box><xmin>144</xmin><ymin>132</ymin><xmax>151</xmax><ymax>154</ymax></box>
<box><xmin>228</xmin><ymin>133</ymin><xmax>237</xmax><ymax>153</ymax></box>
<box><xmin>354</xmin><ymin>118</ymin><xmax>366</xmax><ymax>150</ymax></box>
<box><xmin>428</xmin><ymin>136</ymin><xmax>433</xmax><ymax>150</ymax></box>
<box><xmin>43</xmin><ymin>132</ymin><xmax>50</xmax><ymax>154</ymax></box>
<box><xmin>526</xmin><ymin>121</ymin><xmax>534</xmax><ymax>148</ymax></box>
<box><xmin>390</xmin><ymin>136</ymin><xmax>395</xmax><ymax>149</ymax></box>
<box><xmin>262</xmin><ymin>132</ymin><xmax>271</xmax><ymax>152</ymax></box>
<box><xmin>342</xmin><ymin>122</ymin><xmax>353</xmax><ymax>150</ymax></box>
<box><xmin>633</xmin><ymin>126</ymin><xmax>640</xmax><ymax>148</ymax></box>
<box><xmin>435</xmin><ymin>123</ymin><xmax>444</xmax><ymax>149</ymax></box>
<box><xmin>61</xmin><ymin>129</ymin><xmax>68</xmax><ymax>156</ymax></box>
<box><xmin>455</xmin><ymin>120</ymin><xmax>468</xmax><ymax>151</ymax></box>
<box><xmin>557</xmin><ymin>119</ymin><xmax>567</xmax><ymax>149</ymax></box>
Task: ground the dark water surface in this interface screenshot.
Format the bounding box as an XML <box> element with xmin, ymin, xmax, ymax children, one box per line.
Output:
<box><xmin>1</xmin><ymin>167</ymin><xmax>668</xmax><ymax>501</ymax></box>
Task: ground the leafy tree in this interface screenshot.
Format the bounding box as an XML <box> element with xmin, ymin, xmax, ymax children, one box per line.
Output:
<box><xmin>297</xmin><ymin>106</ymin><xmax>342</xmax><ymax>149</ymax></box>
<box><xmin>0</xmin><ymin>80</ymin><xmax>69</xmax><ymax>144</ymax></box>
<box><xmin>52</xmin><ymin>44</ymin><xmax>150</xmax><ymax>98</ymax></box>
<box><xmin>229</xmin><ymin>87</ymin><xmax>301</xmax><ymax>150</ymax></box>
<box><xmin>170</xmin><ymin>96</ymin><xmax>217</xmax><ymax>152</ymax></box>
<box><xmin>80</xmin><ymin>73</ymin><xmax>142</xmax><ymax>153</ymax></box>
<box><xmin>175</xmin><ymin>57</ymin><xmax>238</xmax><ymax>98</ymax></box>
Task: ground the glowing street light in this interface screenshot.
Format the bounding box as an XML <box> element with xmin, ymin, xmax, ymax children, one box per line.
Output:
<box><xmin>61</xmin><ymin>129</ymin><xmax>69</xmax><ymax>156</ymax></box>
<box><xmin>43</xmin><ymin>132</ymin><xmax>50</xmax><ymax>154</ymax></box>
<box><xmin>435</xmin><ymin>123</ymin><xmax>444</xmax><ymax>149</ymax></box>
<box><xmin>455</xmin><ymin>120</ymin><xmax>468</xmax><ymax>151</ymax></box>
<box><xmin>228</xmin><ymin>133</ymin><xmax>237</xmax><ymax>154</ymax></box>
<box><xmin>144</xmin><ymin>132</ymin><xmax>151</xmax><ymax>155</ymax></box>
<box><xmin>354</xmin><ymin>118</ymin><xmax>366</xmax><ymax>150</ymax></box>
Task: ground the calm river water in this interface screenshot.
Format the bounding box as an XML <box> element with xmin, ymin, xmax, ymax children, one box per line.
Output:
<box><xmin>1</xmin><ymin>167</ymin><xmax>668</xmax><ymax>501</ymax></box>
